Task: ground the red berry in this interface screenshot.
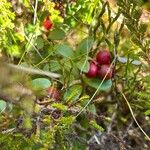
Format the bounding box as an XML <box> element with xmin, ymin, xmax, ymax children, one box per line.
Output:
<box><xmin>98</xmin><ymin>65</ymin><xmax>112</xmax><ymax>79</ymax></box>
<box><xmin>43</xmin><ymin>17</ymin><xmax>53</xmax><ymax>30</ymax></box>
<box><xmin>96</xmin><ymin>50</ymin><xmax>111</xmax><ymax>65</ymax></box>
<box><xmin>47</xmin><ymin>87</ymin><xmax>60</xmax><ymax>101</ymax></box>
<box><xmin>86</xmin><ymin>62</ymin><xmax>98</xmax><ymax>78</ymax></box>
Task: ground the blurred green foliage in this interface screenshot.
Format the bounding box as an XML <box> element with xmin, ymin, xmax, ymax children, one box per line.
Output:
<box><xmin>0</xmin><ymin>0</ymin><xmax>150</xmax><ymax>149</ymax></box>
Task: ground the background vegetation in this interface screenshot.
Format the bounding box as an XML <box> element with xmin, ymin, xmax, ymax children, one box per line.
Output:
<box><xmin>0</xmin><ymin>0</ymin><xmax>150</xmax><ymax>149</ymax></box>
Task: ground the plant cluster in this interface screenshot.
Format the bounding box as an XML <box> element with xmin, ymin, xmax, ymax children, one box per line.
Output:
<box><xmin>0</xmin><ymin>0</ymin><xmax>150</xmax><ymax>149</ymax></box>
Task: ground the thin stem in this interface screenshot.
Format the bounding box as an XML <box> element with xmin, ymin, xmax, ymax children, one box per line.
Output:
<box><xmin>7</xmin><ymin>63</ymin><xmax>61</xmax><ymax>78</ymax></box>
<box><xmin>24</xmin><ymin>34</ymin><xmax>43</xmax><ymax>59</ymax></box>
<box><xmin>33</xmin><ymin>0</ymin><xmax>38</xmax><ymax>25</ymax></box>
<box><xmin>119</xmin><ymin>88</ymin><xmax>150</xmax><ymax>141</ymax></box>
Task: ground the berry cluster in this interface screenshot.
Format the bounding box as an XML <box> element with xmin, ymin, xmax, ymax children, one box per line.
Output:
<box><xmin>86</xmin><ymin>50</ymin><xmax>113</xmax><ymax>80</ymax></box>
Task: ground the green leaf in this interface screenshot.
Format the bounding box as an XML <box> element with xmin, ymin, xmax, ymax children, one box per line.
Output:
<box><xmin>7</xmin><ymin>45</ymin><xmax>21</xmax><ymax>57</ymax></box>
<box><xmin>55</xmin><ymin>44</ymin><xmax>74</xmax><ymax>58</ymax></box>
<box><xmin>25</xmin><ymin>23</ymin><xmax>36</xmax><ymax>33</ymax></box>
<box><xmin>87</xmin><ymin>104</ymin><xmax>96</xmax><ymax>114</ymax></box>
<box><xmin>22</xmin><ymin>115</ymin><xmax>32</xmax><ymax>129</ymax></box>
<box><xmin>32</xmin><ymin>78</ymin><xmax>51</xmax><ymax>90</ymax></box>
<box><xmin>50</xmin><ymin>60</ymin><xmax>61</xmax><ymax>71</ymax></box>
<box><xmin>83</xmin><ymin>76</ymin><xmax>112</xmax><ymax>91</ymax></box>
<box><xmin>90</xmin><ymin>120</ymin><xmax>104</xmax><ymax>132</ymax></box>
<box><xmin>76</xmin><ymin>58</ymin><xmax>90</xmax><ymax>73</ymax></box>
<box><xmin>0</xmin><ymin>100</ymin><xmax>7</xmax><ymax>112</ymax></box>
<box><xmin>75</xmin><ymin>37</ymin><xmax>94</xmax><ymax>58</ymax></box>
<box><xmin>144</xmin><ymin>110</ymin><xmax>150</xmax><ymax>116</ymax></box>
<box><xmin>48</xmin><ymin>29</ymin><xmax>66</xmax><ymax>40</ymax></box>
<box><xmin>52</xmin><ymin>103</ymin><xmax>68</xmax><ymax>111</ymax></box>
<box><xmin>63</xmin><ymin>85</ymin><xmax>82</xmax><ymax>102</ymax></box>
<box><xmin>35</xmin><ymin>37</ymin><xmax>44</xmax><ymax>49</ymax></box>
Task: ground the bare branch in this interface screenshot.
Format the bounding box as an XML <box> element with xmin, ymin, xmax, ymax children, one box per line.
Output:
<box><xmin>7</xmin><ymin>63</ymin><xmax>61</xmax><ymax>78</ymax></box>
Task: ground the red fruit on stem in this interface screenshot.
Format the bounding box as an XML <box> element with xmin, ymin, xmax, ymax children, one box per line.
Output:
<box><xmin>96</xmin><ymin>50</ymin><xmax>111</xmax><ymax>65</ymax></box>
<box><xmin>98</xmin><ymin>65</ymin><xmax>112</xmax><ymax>79</ymax></box>
<box><xmin>47</xmin><ymin>87</ymin><xmax>60</xmax><ymax>101</ymax></box>
<box><xmin>43</xmin><ymin>17</ymin><xmax>53</xmax><ymax>30</ymax></box>
<box><xmin>86</xmin><ymin>62</ymin><xmax>98</xmax><ymax>78</ymax></box>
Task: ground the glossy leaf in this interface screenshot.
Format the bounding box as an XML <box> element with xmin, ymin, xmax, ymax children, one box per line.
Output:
<box><xmin>0</xmin><ymin>100</ymin><xmax>7</xmax><ymax>112</ymax></box>
<box><xmin>32</xmin><ymin>78</ymin><xmax>51</xmax><ymax>90</ymax></box>
<box><xmin>83</xmin><ymin>76</ymin><xmax>112</xmax><ymax>91</ymax></box>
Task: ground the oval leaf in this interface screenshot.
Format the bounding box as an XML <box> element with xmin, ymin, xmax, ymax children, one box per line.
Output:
<box><xmin>0</xmin><ymin>100</ymin><xmax>7</xmax><ymax>112</ymax></box>
<box><xmin>63</xmin><ymin>85</ymin><xmax>82</xmax><ymax>102</ymax></box>
<box><xmin>50</xmin><ymin>60</ymin><xmax>61</xmax><ymax>71</ymax></box>
<box><xmin>35</xmin><ymin>37</ymin><xmax>44</xmax><ymax>49</ymax></box>
<box><xmin>55</xmin><ymin>44</ymin><xmax>74</xmax><ymax>58</ymax></box>
<box><xmin>76</xmin><ymin>59</ymin><xmax>90</xmax><ymax>73</ymax></box>
<box><xmin>76</xmin><ymin>37</ymin><xmax>94</xmax><ymax>57</ymax></box>
<box><xmin>83</xmin><ymin>76</ymin><xmax>112</xmax><ymax>91</ymax></box>
<box><xmin>87</xmin><ymin>104</ymin><xmax>96</xmax><ymax>114</ymax></box>
<box><xmin>32</xmin><ymin>78</ymin><xmax>51</xmax><ymax>90</ymax></box>
<box><xmin>48</xmin><ymin>29</ymin><xmax>65</xmax><ymax>40</ymax></box>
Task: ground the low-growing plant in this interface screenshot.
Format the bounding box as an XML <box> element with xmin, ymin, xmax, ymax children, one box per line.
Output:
<box><xmin>0</xmin><ymin>0</ymin><xmax>150</xmax><ymax>149</ymax></box>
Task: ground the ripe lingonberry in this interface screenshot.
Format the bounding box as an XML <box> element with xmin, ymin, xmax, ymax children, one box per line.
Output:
<box><xmin>98</xmin><ymin>65</ymin><xmax>112</xmax><ymax>79</ymax></box>
<box><xmin>96</xmin><ymin>50</ymin><xmax>111</xmax><ymax>65</ymax></box>
<box><xmin>43</xmin><ymin>17</ymin><xmax>53</xmax><ymax>30</ymax></box>
<box><xmin>86</xmin><ymin>62</ymin><xmax>98</xmax><ymax>78</ymax></box>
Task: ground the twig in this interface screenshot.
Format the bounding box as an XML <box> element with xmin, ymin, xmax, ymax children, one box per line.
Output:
<box><xmin>94</xmin><ymin>135</ymin><xmax>101</xmax><ymax>145</ymax></box>
<box><xmin>24</xmin><ymin>34</ymin><xmax>43</xmax><ymax>59</ymax></box>
<box><xmin>7</xmin><ymin>63</ymin><xmax>61</xmax><ymax>78</ymax></box>
<box><xmin>1</xmin><ymin>128</ymin><xmax>16</xmax><ymax>134</ymax></box>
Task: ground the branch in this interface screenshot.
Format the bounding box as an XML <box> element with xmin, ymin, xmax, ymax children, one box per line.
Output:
<box><xmin>7</xmin><ymin>63</ymin><xmax>61</xmax><ymax>78</ymax></box>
